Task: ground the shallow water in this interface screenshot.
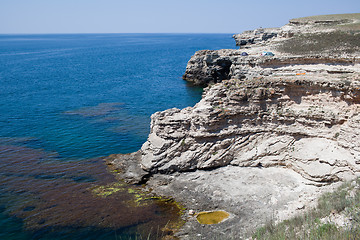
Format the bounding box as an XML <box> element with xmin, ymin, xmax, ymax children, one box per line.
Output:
<box><xmin>0</xmin><ymin>144</ymin><xmax>182</xmax><ymax>239</ymax></box>
<box><xmin>0</xmin><ymin>33</ymin><xmax>235</xmax><ymax>239</ymax></box>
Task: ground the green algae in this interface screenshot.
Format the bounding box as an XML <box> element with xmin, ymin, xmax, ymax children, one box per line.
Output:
<box><xmin>91</xmin><ymin>182</ymin><xmax>186</xmax><ymax>216</ymax></box>
<box><xmin>129</xmin><ymin>190</ymin><xmax>181</xmax><ymax>209</ymax></box>
<box><xmin>124</xmin><ymin>187</ymin><xmax>159</xmax><ymax>206</ymax></box>
<box><xmin>91</xmin><ymin>182</ymin><xmax>126</xmax><ymax>197</ymax></box>
<box><xmin>127</xmin><ymin>188</ymin><xmax>136</xmax><ymax>194</ymax></box>
<box><xmin>196</xmin><ymin>210</ymin><xmax>230</xmax><ymax>225</ymax></box>
<box><xmin>90</xmin><ymin>181</ymin><xmax>187</xmax><ymax>237</ymax></box>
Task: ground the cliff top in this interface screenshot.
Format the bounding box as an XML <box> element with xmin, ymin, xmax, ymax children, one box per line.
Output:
<box><xmin>277</xmin><ymin>13</ymin><xmax>360</xmax><ymax>56</ymax></box>
<box><xmin>290</xmin><ymin>13</ymin><xmax>360</xmax><ymax>31</ymax></box>
<box><xmin>232</xmin><ymin>13</ymin><xmax>360</xmax><ymax>57</ymax></box>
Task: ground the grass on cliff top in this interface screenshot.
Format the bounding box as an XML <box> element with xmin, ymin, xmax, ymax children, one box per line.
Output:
<box><xmin>276</xmin><ymin>31</ymin><xmax>360</xmax><ymax>55</ymax></box>
<box><xmin>291</xmin><ymin>13</ymin><xmax>360</xmax><ymax>24</ymax></box>
<box><xmin>277</xmin><ymin>13</ymin><xmax>360</xmax><ymax>55</ymax></box>
<box><xmin>252</xmin><ymin>178</ymin><xmax>360</xmax><ymax>240</ymax></box>
<box><xmin>291</xmin><ymin>13</ymin><xmax>360</xmax><ymax>32</ymax></box>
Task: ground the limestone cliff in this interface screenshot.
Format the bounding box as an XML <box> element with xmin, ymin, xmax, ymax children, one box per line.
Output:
<box><xmin>106</xmin><ymin>13</ymin><xmax>360</xmax><ymax>239</ymax></box>
<box><xmin>182</xmin><ymin>50</ymin><xmax>359</xmax><ymax>86</ymax></box>
<box><xmin>141</xmin><ymin>75</ymin><xmax>360</xmax><ymax>184</ymax></box>
<box><xmin>142</xmin><ymin>14</ymin><xmax>360</xmax><ymax>185</ymax></box>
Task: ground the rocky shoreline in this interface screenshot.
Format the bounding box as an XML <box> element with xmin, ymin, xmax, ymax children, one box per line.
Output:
<box><xmin>106</xmin><ymin>14</ymin><xmax>360</xmax><ymax>239</ymax></box>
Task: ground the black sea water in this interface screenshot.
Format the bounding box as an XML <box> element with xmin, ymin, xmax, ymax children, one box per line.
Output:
<box><xmin>0</xmin><ymin>33</ymin><xmax>234</xmax><ymax>239</ymax></box>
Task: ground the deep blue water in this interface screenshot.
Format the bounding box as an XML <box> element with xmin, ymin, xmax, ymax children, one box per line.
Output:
<box><xmin>0</xmin><ymin>33</ymin><xmax>235</xmax><ymax>239</ymax></box>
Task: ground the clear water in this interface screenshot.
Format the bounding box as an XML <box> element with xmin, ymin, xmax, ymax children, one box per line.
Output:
<box><xmin>0</xmin><ymin>33</ymin><xmax>235</xmax><ymax>239</ymax></box>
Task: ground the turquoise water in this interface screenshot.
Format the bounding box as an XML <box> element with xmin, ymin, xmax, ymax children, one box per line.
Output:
<box><xmin>0</xmin><ymin>34</ymin><xmax>235</xmax><ymax>239</ymax></box>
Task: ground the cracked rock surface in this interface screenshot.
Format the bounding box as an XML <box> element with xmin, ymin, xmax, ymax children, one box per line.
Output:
<box><xmin>142</xmin><ymin>77</ymin><xmax>360</xmax><ymax>185</ymax></box>
<box><xmin>106</xmin><ymin>14</ymin><xmax>360</xmax><ymax>239</ymax></box>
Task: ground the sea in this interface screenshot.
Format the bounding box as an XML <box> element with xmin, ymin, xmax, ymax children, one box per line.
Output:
<box><xmin>0</xmin><ymin>33</ymin><xmax>235</xmax><ymax>239</ymax></box>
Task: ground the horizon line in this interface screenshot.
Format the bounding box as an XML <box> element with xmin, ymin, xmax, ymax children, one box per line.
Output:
<box><xmin>0</xmin><ymin>32</ymin><xmax>239</xmax><ymax>35</ymax></box>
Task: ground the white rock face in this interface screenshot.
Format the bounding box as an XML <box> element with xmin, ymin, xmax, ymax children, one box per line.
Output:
<box><xmin>233</xmin><ymin>28</ymin><xmax>280</xmax><ymax>47</ymax></box>
<box><xmin>141</xmin><ymin>76</ymin><xmax>360</xmax><ymax>185</ymax></box>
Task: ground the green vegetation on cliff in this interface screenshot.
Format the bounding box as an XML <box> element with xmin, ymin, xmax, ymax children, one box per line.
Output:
<box><xmin>277</xmin><ymin>31</ymin><xmax>360</xmax><ymax>55</ymax></box>
<box><xmin>277</xmin><ymin>13</ymin><xmax>360</xmax><ymax>55</ymax></box>
<box><xmin>293</xmin><ymin>13</ymin><xmax>359</xmax><ymax>20</ymax></box>
<box><xmin>253</xmin><ymin>178</ymin><xmax>360</xmax><ymax>240</ymax></box>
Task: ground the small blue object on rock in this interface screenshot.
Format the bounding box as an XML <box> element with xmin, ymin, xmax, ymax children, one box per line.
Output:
<box><xmin>241</xmin><ymin>52</ymin><xmax>248</xmax><ymax>56</ymax></box>
<box><xmin>261</xmin><ymin>51</ymin><xmax>275</xmax><ymax>56</ymax></box>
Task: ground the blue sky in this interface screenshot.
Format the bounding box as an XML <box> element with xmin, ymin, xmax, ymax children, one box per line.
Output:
<box><xmin>1</xmin><ymin>0</ymin><xmax>359</xmax><ymax>34</ymax></box>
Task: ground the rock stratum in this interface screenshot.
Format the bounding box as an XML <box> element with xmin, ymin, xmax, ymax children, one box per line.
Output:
<box><xmin>106</xmin><ymin>13</ymin><xmax>360</xmax><ymax>239</ymax></box>
<box><xmin>142</xmin><ymin>76</ymin><xmax>360</xmax><ymax>184</ymax></box>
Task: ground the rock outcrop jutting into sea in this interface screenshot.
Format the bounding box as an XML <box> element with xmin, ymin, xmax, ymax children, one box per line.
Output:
<box><xmin>142</xmin><ymin>76</ymin><xmax>360</xmax><ymax>184</ymax></box>
<box><xmin>106</xmin><ymin>13</ymin><xmax>360</xmax><ymax>238</ymax></box>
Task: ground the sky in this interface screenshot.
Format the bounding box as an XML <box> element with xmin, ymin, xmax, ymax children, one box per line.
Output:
<box><xmin>0</xmin><ymin>0</ymin><xmax>359</xmax><ymax>34</ymax></box>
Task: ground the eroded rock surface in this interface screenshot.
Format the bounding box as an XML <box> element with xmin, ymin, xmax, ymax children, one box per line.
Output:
<box><xmin>145</xmin><ymin>166</ymin><xmax>338</xmax><ymax>239</ymax></box>
<box><xmin>182</xmin><ymin>49</ymin><xmax>359</xmax><ymax>86</ymax></box>
<box><xmin>141</xmin><ymin>76</ymin><xmax>360</xmax><ymax>185</ymax></box>
<box><xmin>107</xmin><ymin>14</ymin><xmax>360</xmax><ymax>239</ymax></box>
<box><xmin>233</xmin><ymin>28</ymin><xmax>281</xmax><ymax>47</ymax></box>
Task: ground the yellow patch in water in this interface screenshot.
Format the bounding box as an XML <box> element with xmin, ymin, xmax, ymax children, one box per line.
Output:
<box><xmin>196</xmin><ymin>210</ymin><xmax>230</xmax><ymax>225</ymax></box>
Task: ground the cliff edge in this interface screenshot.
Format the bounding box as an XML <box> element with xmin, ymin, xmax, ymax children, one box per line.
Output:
<box><xmin>106</xmin><ymin>13</ymin><xmax>360</xmax><ymax>239</ymax></box>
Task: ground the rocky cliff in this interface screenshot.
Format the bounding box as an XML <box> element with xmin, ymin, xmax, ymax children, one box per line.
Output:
<box><xmin>182</xmin><ymin>50</ymin><xmax>359</xmax><ymax>86</ymax></box>
<box><xmin>106</xmin><ymin>13</ymin><xmax>360</xmax><ymax>239</ymax></box>
<box><xmin>141</xmin><ymin>75</ymin><xmax>360</xmax><ymax>185</ymax></box>
<box><xmin>144</xmin><ymin>14</ymin><xmax>360</xmax><ymax>185</ymax></box>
